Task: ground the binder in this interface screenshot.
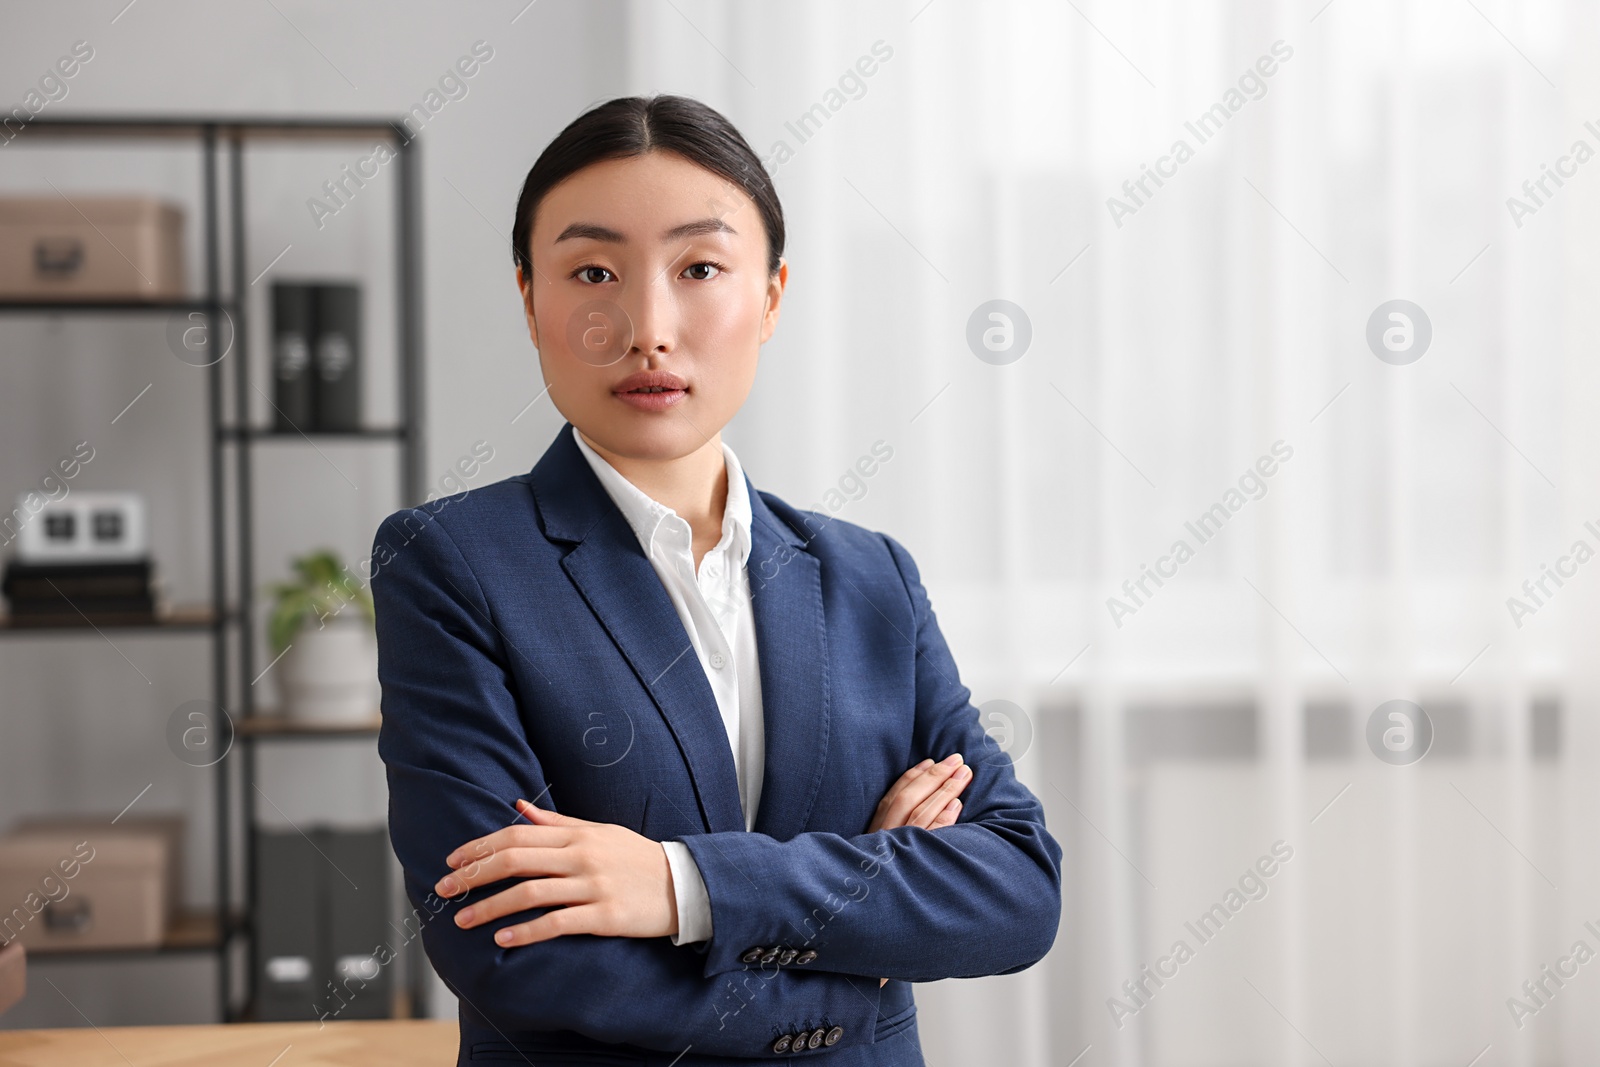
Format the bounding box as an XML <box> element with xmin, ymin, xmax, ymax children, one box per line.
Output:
<box><xmin>254</xmin><ymin>829</ymin><xmax>321</xmax><ymax>1021</ymax></box>
<box><xmin>312</xmin><ymin>284</ymin><xmax>362</xmax><ymax>432</ymax></box>
<box><xmin>321</xmin><ymin>827</ymin><xmax>393</xmax><ymax>1020</ymax></box>
<box><xmin>253</xmin><ymin>825</ymin><xmax>392</xmax><ymax>1022</ymax></box>
<box><xmin>270</xmin><ymin>283</ymin><xmax>315</xmax><ymax>432</ymax></box>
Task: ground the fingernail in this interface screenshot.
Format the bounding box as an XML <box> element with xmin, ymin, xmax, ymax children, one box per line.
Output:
<box><xmin>438</xmin><ymin>876</ymin><xmax>461</xmax><ymax>895</ymax></box>
<box><xmin>456</xmin><ymin>907</ymin><xmax>475</xmax><ymax>925</ymax></box>
<box><xmin>495</xmin><ymin>929</ymin><xmax>514</xmax><ymax>945</ymax></box>
<box><xmin>917</xmin><ymin>758</ymin><xmax>934</xmax><ymax>770</ymax></box>
<box><xmin>955</xmin><ymin>765</ymin><xmax>972</xmax><ymax>779</ymax></box>
<box><xmin>946</xmin><ymin>799</ymin><xmax>961</xmax><ymax>809</ymax></box>
<box><xmin>941</xmin><ymin>753</ymin><xmax>962</xmax><ymax>767</ymax></box>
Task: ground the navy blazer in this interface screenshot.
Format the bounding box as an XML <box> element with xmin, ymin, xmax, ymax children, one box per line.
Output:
<box><xmin>371</xmin><ymin>421</ymin><xmax>1062</xmax><ymax>1066</ymax></box>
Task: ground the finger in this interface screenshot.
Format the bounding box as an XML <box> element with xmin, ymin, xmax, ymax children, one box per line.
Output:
<box><xmin>868</xmin><ymin>760</ymin><xmax>941</xmax><ymax>832</ymax></box>
<box><xmin>882</xmin><ymin>755</ymin><xmax>964</xmax><ymax>829</ymax></box>
<box><xmin>873</xmin><ymin>759</ymin><xmax>935</xmax><ymax>814</ymax></box>
<box><xmin>454</xmin><ymin>874</ymin><xmax>593</xmax><ymax>930</ymax></box>
<box><xmin>446</xmin><ymin>836</ymin><xmax>506</xmax><ymax>881</ymax></box>
<box><xmin>494</xmin><ymin>902</ymin><xmax>607</xmax><ymax>947</ymax></box>
<box><xmin>516</xmin><ymin>798</ymin><xmax>590</xmax><ymax>826</ymax></box>
<box><xmin>437</xmin><ymin>844</ymin><xmax>581</xmax><ymax>896</ymax></box>
<box><xmin>447</xmin><ymin>821</ymin><xmax>570</xmax><ymax>870</ymax></box>
<box><xmin>880</xmin><ymin>757</ymin><xmax>956</xmax><ymax>817</ymax></box>
<box><xmin>928</xmin><ymin>798</ymin><xmax>962</xmax><ymax>829</ymax></box>
<box><xmin>907</xmin><ymin>763</ymin><xmax>972</xmax><ymax>827</ymax></box>
<box><xmin>445</xmin><ymin>799</ymin><xmax>586</xmax><ymax>869</ymax></box>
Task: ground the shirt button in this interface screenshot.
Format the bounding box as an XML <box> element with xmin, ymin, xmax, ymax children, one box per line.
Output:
<box><xmin>709</xmin><ymin>651</ymin><xmax>726</xmax><ymax>670</ymax></box>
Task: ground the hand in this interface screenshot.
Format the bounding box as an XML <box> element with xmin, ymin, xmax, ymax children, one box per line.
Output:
<box><xmin>867</xmin><ymin>753</ymin><xmax>972</xmax><ymax>989</ymax></box>
<box><xmin>866</xmin><ymin>753</ymin><xmax>972</xmax><ymax>833</ymax></box>
<box><xmin>435</xmin><ymin>799</ymin><xmax>677</xmax><ymax>947</ymax></box>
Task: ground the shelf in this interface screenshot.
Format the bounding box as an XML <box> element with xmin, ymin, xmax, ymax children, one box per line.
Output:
<box><xmin>14</xmin><ymin>115</ymin><xmax>409</xmax><ymax>142</ymax></box>
<box><xmin>237</xmin><ymin>715</ymin><xmax>382</xmax><ymax>739</ymax></box>
<box><xmin>3</xmin><ymin>111</ymin><xmax>427</xmax><ymax>1022</ymax></box>
<box><xmin>23</xmin><ymin>907</ymin><xmax>237</xmax><ymax>959</ymax></box>
<box><xmin>219</xmin><ymin>427</ymin><xmax>408</xmax><ymax>442</ymax></box>
<box><xmin>0</xmin><ymin>605</ymin><xmax>222</xmax><ymax>633</ymax></box>
<box><xmin>0</xmin><ymin>298</ymin><xmax>236</xmax><ymax>315</ymax></box>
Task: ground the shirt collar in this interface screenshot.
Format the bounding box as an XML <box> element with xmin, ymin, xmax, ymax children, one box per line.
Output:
<box><xmin>572</xmin><ymin>426</ymin><xmax>752</xmax><ymax>567</ymax></box>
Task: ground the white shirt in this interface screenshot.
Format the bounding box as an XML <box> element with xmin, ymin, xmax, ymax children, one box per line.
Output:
<box><xmin>572</xmin><ymin>427</ymin><xmax>762</xmax><ymax>946</ymax></box>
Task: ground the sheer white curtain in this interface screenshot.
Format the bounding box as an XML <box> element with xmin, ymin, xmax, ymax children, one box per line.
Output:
<box><xmin>623</xmin><ymin>1</ymin><xmax>1600</xmax><ymax>1064</ymax></box>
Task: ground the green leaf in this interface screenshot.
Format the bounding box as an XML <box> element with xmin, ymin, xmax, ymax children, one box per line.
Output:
<box><xmin>262</xmin><ymin>547</ymin><xmax>373</xmax><ymax>656</ymax></box>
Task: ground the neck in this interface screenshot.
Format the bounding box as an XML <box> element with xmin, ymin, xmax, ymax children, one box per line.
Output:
<box><xmin>578</xmin><ymin>428</ymin><xmax>729</xmax><ymax>533</ymax></box>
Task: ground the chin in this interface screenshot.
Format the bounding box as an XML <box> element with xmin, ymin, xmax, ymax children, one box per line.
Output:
<box><xmin>579</xmin><ymin>418</ymin><xmax>703</xmax><ymax>461</ymax></box>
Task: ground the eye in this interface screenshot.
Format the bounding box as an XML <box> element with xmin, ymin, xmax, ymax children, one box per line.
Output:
<box><xmin>572</xmin><ymin>265</ymin><xmax>614</xmax><ymax>284</ymax></box>
<box><xmin>682</xmin><ymin>260</ymin><xmax>726</xmax><ymax>281</ymax></box>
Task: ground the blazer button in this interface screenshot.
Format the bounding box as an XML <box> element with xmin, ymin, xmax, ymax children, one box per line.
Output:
<box><xmin>824</xmin><ymin>1025</ymin><xmax>844</xmax><ymax>1046</ymax></box>
<box><xmin>740</xmin><ymin>946</ymin><xmax>765</xmax><ymax>964</ymax></box>
<box><xmin>759</xmin><ymin>947</ymin><xmax>781</xmax><ymax>965</ymax></box>
<box><xmin>788</xmin><ymin>1032</ymin><xmax>808</xmax><ymax>1053</ymax></box>
<box><xmin>771</xmin><ymin>1034</ymin><xmax>792</xmax><ymax>1053</ymax></box>
<box><xmin>807</xmin><ymin>1027</ymin><xmax>827</xmax><ymax>1049</ymax></box>
<box><xmin>778</xmin><ymin>947</ymin><xmax>798</xmax><ymax>965</ymax></box>
<box><xmin>795</xmin><ymin>949</ymin><xmax>817</xmax><ymax>964</ymax></box>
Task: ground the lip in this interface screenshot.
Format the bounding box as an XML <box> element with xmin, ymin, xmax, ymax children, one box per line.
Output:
<box><xmin>612</xmin><ymin>370</ymin><xmax>689</xmax><ymax>412</ymax></box>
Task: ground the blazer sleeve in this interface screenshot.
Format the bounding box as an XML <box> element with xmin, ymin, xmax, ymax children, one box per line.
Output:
<box><xmin>370</xmin><ymin>508</ymin><xmax>885</xmax><ymax>1056</ymax></box>
<box><xmin>677</xmin><ymin>531</ymin><xmax>1064</xmax><ymax>982</ymax></box>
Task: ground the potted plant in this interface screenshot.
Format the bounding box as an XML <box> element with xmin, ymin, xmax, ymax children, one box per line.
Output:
<box><xmin>266</xmin><ymin>549</ymin><xmax>378</xmax><ymax>725</ymax></box>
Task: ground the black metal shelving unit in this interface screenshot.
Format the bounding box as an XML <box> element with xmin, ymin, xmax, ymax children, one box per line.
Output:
<box><xmin>1</xmin><ymin>115</ymin><xmax>426</xmax><ymax>1022</ymax></box>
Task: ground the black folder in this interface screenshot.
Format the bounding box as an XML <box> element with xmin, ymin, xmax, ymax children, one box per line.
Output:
<box><xmin>270</xmin><ymin>283</ymin><xmax>315</xmax><ymax>432</ymax></box>
<box><xmin>312</xmin><ymin>283</ymin><xmax>362</xmax><ymax>432</ymax></box>
<box><xmin>254</xmin><ymin>824</ymin><xmax>392</xmax><ymax>1021</ymax></box>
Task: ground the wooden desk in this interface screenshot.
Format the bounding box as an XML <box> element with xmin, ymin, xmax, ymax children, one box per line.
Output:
<box><xmin>0</xmin><ymin>1019</ymin><xmax>458</xmax><ymax>1066</ymax></box>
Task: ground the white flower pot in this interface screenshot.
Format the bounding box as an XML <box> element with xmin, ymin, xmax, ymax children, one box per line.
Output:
<box><xmin>278</xmin><ymin>616</ymin><xmax>379</xmax><ymax>725</ymax></box>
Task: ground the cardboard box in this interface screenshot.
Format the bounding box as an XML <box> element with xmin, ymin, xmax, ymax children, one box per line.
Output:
<box><xmin>0</xmin><ymin>195</ymin><xmax>185</xmax><ymax>299</ymax></box>
<box><xmin>0</xmin><ymin>815</ymin><xmax>183</xmax><ymax>951</ymax></box>
<box><xmin>0</xmin><ymin>941</ymin><xmax>22</xmax><ymax>1015</ymax></box>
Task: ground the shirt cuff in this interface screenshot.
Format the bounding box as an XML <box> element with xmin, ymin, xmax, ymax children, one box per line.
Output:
<box><xmin>661</xmin><ymin>839</ymin><xmax>713</xmax><ymax>945</ymax></box>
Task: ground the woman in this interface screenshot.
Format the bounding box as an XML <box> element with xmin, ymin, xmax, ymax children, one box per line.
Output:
<box><xmin>372</xmin><ymin>94</ymin><xmax>1061</xmax><ymax>1067</ymax></box>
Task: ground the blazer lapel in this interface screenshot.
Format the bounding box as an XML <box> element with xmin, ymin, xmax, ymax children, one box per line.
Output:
<box><xmin>527</xmin><ymin>421</ymin><xmax>831</xmax><ymax>845</ymax></box>
<box><xmin>746</xmin><ymin>490</ymin><xmax>830</xmax><ymax>843</ymax></box>
<box><xmin>529</xmin><ymin>422</ymin><xmax>745</xmax><ymax>835</ymax></box>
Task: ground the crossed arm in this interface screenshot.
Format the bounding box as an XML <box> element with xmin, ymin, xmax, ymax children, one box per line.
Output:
<box><xmin>372</xmin><ymin>512</ymin><xmax>1061</xmax><ymax>1055</ymax></box>
<box><xmin>674</xmin><ymin>535</ymin><xmax>1063</xmax><ymax>982</ymax></box>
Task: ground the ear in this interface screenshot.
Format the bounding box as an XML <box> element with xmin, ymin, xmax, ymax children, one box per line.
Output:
<box><xmin>759</xmin><ymin>258</ymin><xmax>787</xmax><ymax>344</ymax></box>
<box><xmin>516</xmin><ymin>263</ymin><xmax>540</xmax><ymax>349</ymax></box>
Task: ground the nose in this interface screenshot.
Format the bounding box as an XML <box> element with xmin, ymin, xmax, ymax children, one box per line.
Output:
<box><xmin>618</xmin><ymin>271</ymin><xmax>676</xmax><ymax>362</ymax></box>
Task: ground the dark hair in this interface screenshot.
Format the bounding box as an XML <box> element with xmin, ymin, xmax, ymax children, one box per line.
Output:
<box><xmin>511</xmin><ymin>94</ymin><xmax>785</xmax><ymax>279</ymax></box>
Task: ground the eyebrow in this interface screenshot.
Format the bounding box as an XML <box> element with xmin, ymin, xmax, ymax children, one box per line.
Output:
<box><xmin>554</xmin><ymin>217</ymin><xmax>738</xmax><ymax>245</ymax></box>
